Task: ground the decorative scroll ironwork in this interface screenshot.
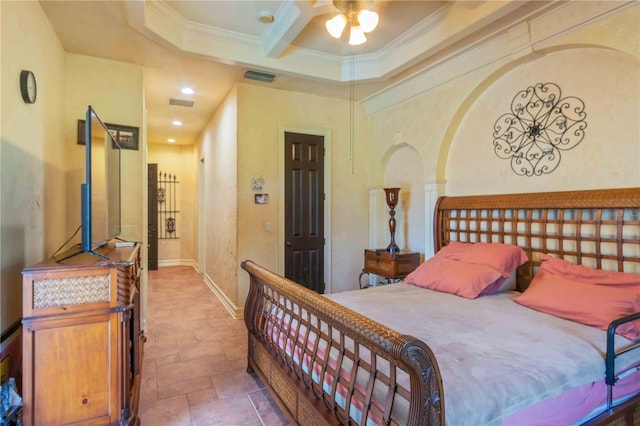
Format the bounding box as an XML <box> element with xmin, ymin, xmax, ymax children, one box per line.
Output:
<box><xmin>158</xmin><ymin>171</ymin><xmax>180</xmax><ymax>239</ymax></box>
<box><xmin>493</xmin><ymin>82</ymin><xmax>587</xmax><ymax>176</ymax></box>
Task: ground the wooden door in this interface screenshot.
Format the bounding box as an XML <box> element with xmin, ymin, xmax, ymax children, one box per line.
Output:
<box><xmin>147</xmin><ymin>164</ymin><xmax>158</xmax><ymax>270</ymax></box>
<box><xmin>284</xmin><ymin>132</ymin><xmax>325</xmax><ymax>293</ymax></box>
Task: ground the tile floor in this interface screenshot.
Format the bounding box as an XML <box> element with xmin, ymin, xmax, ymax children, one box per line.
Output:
<box><xmin>138</xmin><ymin>265</ymin><xmax>289</xmax><ymax>425</ymax></box>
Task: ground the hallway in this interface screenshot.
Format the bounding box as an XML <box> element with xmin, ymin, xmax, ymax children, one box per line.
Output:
<box><xmin>138</xmin><ymin>266</ymin><xmax>289</xmax><ymax>425</ymax></box>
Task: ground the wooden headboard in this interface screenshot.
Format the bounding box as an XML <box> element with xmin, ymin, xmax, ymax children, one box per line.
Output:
<box><xmin>434</xmin><ymin>187</ymin><xmax>640</xmax><ymax>291</ymax></box>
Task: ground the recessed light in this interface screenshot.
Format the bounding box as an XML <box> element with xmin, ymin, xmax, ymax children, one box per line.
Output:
<box><xmin>181</xmin><ymin>87</ymin><xmax>194</xmax><ymax>95</ymax></box>
<box><xmin>172</xmin><ymin>120</ymin><xmax>183</xmax><ymax>126</ymax></box>
<box><xmin>168</xmin><ymin>138</ymin><xmax>176</xmax><ymax>143</ymax></box>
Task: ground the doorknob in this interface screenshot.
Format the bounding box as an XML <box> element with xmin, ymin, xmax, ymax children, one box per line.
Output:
<box><xmin>286</xmin><ymin>241</ymin><xmax>292</xmax><ymax>247</ymax></box>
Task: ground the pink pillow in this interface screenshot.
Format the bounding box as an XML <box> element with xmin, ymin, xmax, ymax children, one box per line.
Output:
<box><xmin>515</xmin><ymin>267</ymin><xmax>640</xmax><ymax>340</ymax></box>
<box><xmin>538</xmin><ymin>254</ymin><xmax>640</xmax><ymax>289</ymax></box>
<box><xmin>404</xmin><ymin>256</ymin><xmax>504</xmax><ymax>299</ymax></box>
<box><xmin>438</xmin><ymin>241</ymin><xmax>528</xmax><ymax>277</ymax></box>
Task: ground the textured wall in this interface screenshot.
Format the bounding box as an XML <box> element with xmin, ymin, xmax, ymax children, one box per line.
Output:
<box><xmin>378</xmin><ymin>145</ymin><xmax>426</xmax><ymax>254</ymax></box>
<box><xmin>64</xmin><ymin>54</ymin><xmax>144</xmax><ymax>241</ymax></box>
<box><xmin>196</xmin><ymin>82</ymin><xmax>371</xmax><ymax>313</ymax></box>
<box><xmin>1</xmin><ymin>1</ymin><xmax>66</xmax><ymax>335</ymax></box>
<box><xmin>236</xmin><ymin>84</ymin><xmax>370</xmax><ymax>297</ymax></box>
<box><xmin>366</xmin><ymin>3</ymin><xmax>640</xmax><ymax>258</ymax></box>
<box><xmin>200</xmin><ymin>87</ymin><xmax>239</xmax><ymax>310</ymax></box>
<box><xmin>447</xmin><ymin>47</ymin><xmax>639</xmax><ymax>194</ymax></box>
<box><xmin>148</xmin><ymin>142</ymin><xmax>198</xmax><ymax>265</ymax></box>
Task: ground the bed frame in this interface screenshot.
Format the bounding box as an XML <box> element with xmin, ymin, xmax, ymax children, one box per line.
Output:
<box><xmin>242</xmin><ymin>187</ymin><xmax>640</xmax><ymax>425</ymax></box>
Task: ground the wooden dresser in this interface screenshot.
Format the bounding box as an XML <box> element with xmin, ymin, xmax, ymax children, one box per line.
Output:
<box><xmin>21</xmin><ymin>242</ymin><xmax>143</xmax><ymax>426</ymax></box>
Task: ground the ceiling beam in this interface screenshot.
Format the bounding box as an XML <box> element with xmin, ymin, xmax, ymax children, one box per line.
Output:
<box><xmin>261</xmin><ymin>0</ymin><xmax>335</xmax><ymax>58</ymax></box>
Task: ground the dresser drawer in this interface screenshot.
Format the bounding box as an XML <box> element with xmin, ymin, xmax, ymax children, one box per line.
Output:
<box><xmin>363</xmin><ymin>249</ymin><xmax>420</xmax><ymax>279</ymax></box>
<box><xmin>23</xmin><ymin>268</ymin><xmax>116</xmax><ymax>318</ymax></box>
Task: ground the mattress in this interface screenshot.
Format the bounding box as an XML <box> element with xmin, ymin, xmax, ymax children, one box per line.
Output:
<box><xmin>323</xmin><ymin>283</ymin><xmax>640</xmax><ymax>425</ymax></box>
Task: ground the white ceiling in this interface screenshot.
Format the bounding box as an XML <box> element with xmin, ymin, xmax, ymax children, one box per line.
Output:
<box><xmin>39</xmin><ymin>0</ymin><xmax>555</xmax><ymax>145</ymax></box>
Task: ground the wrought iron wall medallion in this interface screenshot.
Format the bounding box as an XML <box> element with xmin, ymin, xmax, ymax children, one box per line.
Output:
<box><xmin>492</xmin><ymin>82</ymin><xmax>587</xmax><ymax>176</ymax></box>
<box><xmin>166</xmin><ymin>217</ymin><xmax>176</xmax><ymax>235</ymax></box>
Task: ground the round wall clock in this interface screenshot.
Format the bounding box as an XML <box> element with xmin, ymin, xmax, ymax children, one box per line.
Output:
<box><xmin>20</xmin><ymin>70</ymin><xmax>37</xmax><ymax>104</ymax></box>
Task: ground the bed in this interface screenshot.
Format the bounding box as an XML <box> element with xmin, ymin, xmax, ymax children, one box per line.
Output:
<box><xmin>241</xmin><ymin>187</ymin><xmax>640</xmax><ymax>425</ymax></box>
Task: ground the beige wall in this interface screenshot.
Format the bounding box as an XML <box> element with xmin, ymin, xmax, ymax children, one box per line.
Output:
<box><xmin>62</xmin><ymin>54</ymin><xmax>146</xmax><ymax>325</ymax></box>
<box><xmin>64</xmin><ymin>54</ymin><xmax>145</xmax><ymax>242</ymax></box>
<box><xmin>447</xmin><ymin>47</ymin><xmax>639</xmax><ymax>194</ymax></box>
<box><xmin>0</xmin><ymin>2</ymin><xmax>145</xmax><ymax>339</ymax></box>
<box><xmin>1</xmin><ymin>0</ymin><xmax>66</xmax><ymax>334</ymax></box>
<box><xmin>236</xmin><ymin>84</ymin><xmax>369</xmax><ymax>298</ymax></box>
<box><xmin>379</xmin><ymin>145</ymin><xmax>425</xmax><ymax>254</ymax></box>
<box><xmin>197</xmin><ymin>83</ymin><xmax>370</xmax><ymax>316</ymax></box>
<box><xmin>199</xmin><ymin>87</ymin><xmax>239</xmax><ymax>315</ymax></box>
<box><xmin>148</xmin><ymin>142</ymin><xmax>198</xmax><ymax>265</ymax></box>
<box><xmin>366</xmin><ymin>3</ymin><xmax>640</xmax><ymax>257</ymax></box>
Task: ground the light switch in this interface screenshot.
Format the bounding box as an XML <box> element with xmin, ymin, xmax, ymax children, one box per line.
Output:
<box><xmin>264</xmin><ymin>222</ymin><xmax>272</xmax><ymax>232</ymax></box>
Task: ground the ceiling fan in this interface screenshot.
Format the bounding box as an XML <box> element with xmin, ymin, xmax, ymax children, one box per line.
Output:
<box><xmin>325</xmin><ymin>0</ymin><xmax>379</xmax><ymax>45</ymax></box>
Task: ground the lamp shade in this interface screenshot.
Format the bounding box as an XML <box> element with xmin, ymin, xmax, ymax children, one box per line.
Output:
<box><xmin>358</xmin><ymin>10</ymin><xmax>378</xmax><ymax>33</ymax></box>
<box><xmin>384</xmin><ymin>187</ymin><xmax>401</xmax><ymax>207</ymax></box>
<box><xmin>326</xmin><ymin>14</ymin><xmax>347</xmax><ymax>38</ymax></box>
<box><xmin>349</xmin><ymin>25</ymin><xmax>367</xmax><ymax>45</ymax></box>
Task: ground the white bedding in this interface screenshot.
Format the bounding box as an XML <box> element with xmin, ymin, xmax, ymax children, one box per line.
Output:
<box><xmin>325</xmin><ymin>283</ymin><xmax>640</xmax><ymax>426</ymax></box>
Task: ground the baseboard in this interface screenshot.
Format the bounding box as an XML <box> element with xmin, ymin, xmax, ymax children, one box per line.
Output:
<box><xmin>202</xmin><ymin>273</ymin><xmax>244</xmax><ymax>320</ymax></box>
<box><xmin>158</xmin><ymin>259</ymin><xmax>198</xmax><ymax>269</ymax></box>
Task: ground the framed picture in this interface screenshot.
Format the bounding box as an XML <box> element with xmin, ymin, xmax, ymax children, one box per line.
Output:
<box><xmin>77</xmin><ymin>119</ymin><xmax>140</xmax><ymax>150</ymax></box>
<box><xmin>255</xmin><ymin>193</ymin><xmax>269</xmax><ymax>204</ymax></box>
<box><xmin>108</xmin><ymin>123</ymin><xmax>139</xmax><ymax>150</ymax></box>
<box><xmin>251</xmin><ymin>177</ymin><xmax>264</xmax><ymax>191</ymax></box>
<box><xmin>77</xmin><ymin>120</ymin><xmax>86</xmax><ymax>145</ymax></box>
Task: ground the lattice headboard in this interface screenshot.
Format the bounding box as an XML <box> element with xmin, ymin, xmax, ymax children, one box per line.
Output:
<box><xmin>434</xmin><ymin>188</ymin><xmax>640</xmax><ymax>291</ymax></box>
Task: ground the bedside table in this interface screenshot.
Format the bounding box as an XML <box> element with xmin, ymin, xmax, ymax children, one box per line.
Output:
<box><xmin>359</xmin><ymin>249</ymin><xmax>420</xmax><ymax>288</ymax></box>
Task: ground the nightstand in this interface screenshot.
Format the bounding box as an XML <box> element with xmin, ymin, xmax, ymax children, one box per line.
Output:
<box><xmin>359</xmin><ymin>249</ymin><xmax>420</xmax><ymax>288</ymax></box>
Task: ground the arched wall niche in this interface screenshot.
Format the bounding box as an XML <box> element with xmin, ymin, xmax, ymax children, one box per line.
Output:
<box><xmin>371</xmin><ymin>142</ymin><xmax>426</xmax><ymax>254</ymax></box>
<box><xmin>437</xmin><ymin>44</ymin><xmax>639</xmax><ymax>195</ymax></box>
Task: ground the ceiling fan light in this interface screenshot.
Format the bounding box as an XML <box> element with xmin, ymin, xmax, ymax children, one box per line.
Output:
<box><xmin>326</xmin><ymin>14</ymin><xmax>347</xmax><ymax>38</ymax></box>
<box><xmin>358</xmin><ymin>10</ymin><xmax>378</xmax><ymax>33</ymax></box>
<box><xmin>348</xmin><ymin>25</ymin><xmax>367</xmax><ymax>45</ymax></box>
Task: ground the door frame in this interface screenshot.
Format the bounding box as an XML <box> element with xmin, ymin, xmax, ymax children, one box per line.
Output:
<box><xmin>279</xmin><ymin>125</ymin><xmax>332</xmax><ymax>294</ymax></box>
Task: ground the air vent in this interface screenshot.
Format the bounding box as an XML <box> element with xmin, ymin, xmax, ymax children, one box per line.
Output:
<box><xmin>169</xmin><ymin>98</ymin><xmax>195</xmax><ymax>107</ymax></box>
<box><xmin>244</xmin><ymin>69</ymin><xmax>277</xmax><ymax>83</ymax></box>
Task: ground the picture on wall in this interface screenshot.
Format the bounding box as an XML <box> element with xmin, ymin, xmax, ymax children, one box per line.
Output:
<box><xmin>252</xmin><ymin>177</ymin><xmax>264</xmax><ymax>191</ymax></box>
<box><xmin>77</xmin><ymin>119</ymin><xmax>140</xmax><ymax>150</ymax></box>
<box><xmin>255</xmin><ymin>194</ymin><xmax>269</xmax><ymax>204</ymax></box>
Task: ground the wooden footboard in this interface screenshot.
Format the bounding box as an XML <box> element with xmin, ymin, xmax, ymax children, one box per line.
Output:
<box><xmin>241</xmin><ymin>260</ymin><xmax>444</xmax><ymax>425</ymax></box>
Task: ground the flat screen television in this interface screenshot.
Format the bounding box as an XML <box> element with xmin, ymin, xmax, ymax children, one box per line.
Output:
<box><xmin>58</xmin><ymin>106</ymin><xmax>122</xmax><ymax>261</ymax></box>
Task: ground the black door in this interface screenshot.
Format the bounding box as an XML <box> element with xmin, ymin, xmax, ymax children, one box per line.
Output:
<box><xmin>148</xmin><ymin>163</ymin><xmax>158</xmax><ymax>270</ymax></box>
<box><xmin>284</xmin><ymin>132</ymin><xmax>325</xmax><ymax>293</ymax></box>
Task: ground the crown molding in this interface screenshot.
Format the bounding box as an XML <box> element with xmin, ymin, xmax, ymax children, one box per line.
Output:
<box><xmin>261</xmin><ymin>0</ymin><xmax>306</xmax><ymax>58</ymax></box>
<box><xmin>130</xmin><ymin>0</ymin><xmax>635</xmax><ymax>87</ymax></box>
<box><xmin>261</xmin><ymin>0</ymin><xmax>336</xmax><ymax>58</ymax></box>
<box><xmin>128</xmin><ymin>0</ymin><xmax>552</xmax><ymax>84</ymax></box>
<box><xmin>362</xmin><ymin>0</ymin><xmax>637</xmax><ymax>116</ymax></box>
